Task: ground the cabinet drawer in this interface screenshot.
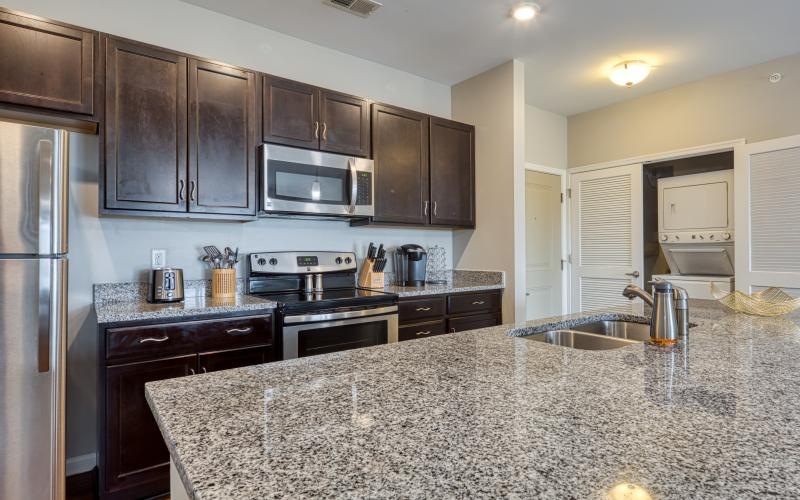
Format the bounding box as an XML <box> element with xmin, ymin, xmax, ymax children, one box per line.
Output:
<box><xmin>106</xmin><ymin>315</ymin><xmax>272</xmax><ymax>362</ymax></box>
<box><xmin>447</xmin><ymin>291</ymin><xmax>501</xmax><ymax>315</ymax></box>
<box><xmin>398</xmin><ymin>320</ymin><xmax>447</xmax><ymax>342</ymax></box>
<box><xmin>448</xmin><ymin>313</ymin><xmax>501</xmax><ymax>333</ymax></box>
<box><xmin>399</xmin><ymin>296</ymin><xmax>445</xmax><ymax>323</ymax></box>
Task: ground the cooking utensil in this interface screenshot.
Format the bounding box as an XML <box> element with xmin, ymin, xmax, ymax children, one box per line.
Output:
<box><xmin>203</xmin><ymin>246</ymin><xmax>222</xmax><ymax>260</ymax></box>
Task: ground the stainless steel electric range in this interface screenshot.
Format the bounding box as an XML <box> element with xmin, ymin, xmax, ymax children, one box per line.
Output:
<box><xmin>246</xmin><ymin>251</ymin><xmax>398</xmax><ymax>360</ymax></box>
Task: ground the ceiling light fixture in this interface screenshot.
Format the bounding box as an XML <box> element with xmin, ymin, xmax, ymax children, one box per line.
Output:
<box><xmin>511</xmin><ymin>2</ymin><xmax>540</xmax><ymax>21</ymax></box>
<box><xmin>609</xmin><ymin>60</ymin><xmax>651</xmax><ymax>87</ymax></box>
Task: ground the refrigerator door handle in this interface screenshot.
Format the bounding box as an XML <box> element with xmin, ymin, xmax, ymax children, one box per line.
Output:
<box><xmin>37</xmin><ymin>132</ymin><xmax>68</xmax><ymax>257</ymax></box>
<box><xmin>37</xmin><ymin>258</ymin><xmax>66</xmax><ymax>373</ymax></box>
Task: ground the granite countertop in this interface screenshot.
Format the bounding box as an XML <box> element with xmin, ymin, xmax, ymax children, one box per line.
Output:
<box><xmin>93</xmin><ymin>281</ymin><xmax>277</xmax><ymax>324</ymax></box>
<box><xmin>146</xmin><ymin>303</ymin><xmax>800</xmax><ymax>499</ymax></box>
<box><xmin>382</xmin><ymin>270</ymin><xmax>505</xmax><ymax>297</ymax></box>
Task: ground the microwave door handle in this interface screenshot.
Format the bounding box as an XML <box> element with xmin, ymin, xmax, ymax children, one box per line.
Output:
<box><xmin>348</xmin><ymin>159</ymin><xmax>358</xmax><ymax>213</ymax></box>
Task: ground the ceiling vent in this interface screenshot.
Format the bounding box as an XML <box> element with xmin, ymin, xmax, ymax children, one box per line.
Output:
<box><xmin>322</xmin><ymin>0</ymin><xmax>382</xmax><ymax>18</ymax></box>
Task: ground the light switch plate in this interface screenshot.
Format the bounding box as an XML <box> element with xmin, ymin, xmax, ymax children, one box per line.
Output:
<box><xmin>151</xmin><ymin>249</ymin><xmax>166</xmax><ymax>269</ymax></box>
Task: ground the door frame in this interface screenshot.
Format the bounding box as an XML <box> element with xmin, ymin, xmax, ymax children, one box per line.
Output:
<box><xmin>523</xmin><ymin>163</ymin><xmax>569</xmax><ymax>316</ymax></box>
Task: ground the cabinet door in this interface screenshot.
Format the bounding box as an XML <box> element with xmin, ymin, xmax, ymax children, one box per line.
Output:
<box><xmin>429</xmin><ymin>117</ymin><xmax>475</xmax><ymax>227</ymax></box>
<box><xmin>198</xmin><ymin>346</ymin><xmax>269</xmax><ymax>373</ymax></box>
<box><xmin>447</xmin><ymin>313</ymin><xmax>501</xmax><ymax>333</ymax></box>
<box><xmin>0</xmin><ymin>9</ymin><xmax>95</xmax><ymax>114</ymax></box>
<box><xmin>320</xmin><ymin>90</ymin><xmax>370</xmax><ymax>157</ymax></box>
<box><xmin>104</xmin><ymin>37</ymin><xmax>187</xmax><ymax>212</ymax></box>
<box><xmin>371</xmin><ymin>104</ymin><xmax>430</xmax><ymax>224</ymax></box>
<box><xmin>262</xmin><ymin>75</ymin><xmax>319</xmax><ymax>149</ymax></box>
<box><xmin>103</xmin><ymin>355</ymin><xmax>195</xmax><ymax>497</ymax></box>
<box><xmin>188</xmin><ymin>59</ymin><xmax>257</xmax><ymax>216</ymax></box>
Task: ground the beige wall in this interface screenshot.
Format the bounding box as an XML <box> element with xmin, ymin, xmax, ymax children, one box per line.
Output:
<box><xmin>452</xmin><ymin>60</ymin><xmax>526</xmax><ymax>322</ymax></box>
<box><xmin>526</xmin><ymin>104</ymin><xmax>567</xmax><ymax>169</ymax></box>
<box><xmin>568</xmin><ymin>52</ymin><xmax>800</xmax><ymax>167</ymax></box>
<box><xmin>4</xmin><ymin>0</ymin><xmax>454</xmax><ymax>471</ymax></box>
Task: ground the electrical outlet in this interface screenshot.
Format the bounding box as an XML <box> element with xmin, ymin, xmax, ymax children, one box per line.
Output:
<box><xmin>151</xmin><ymin>249</ymin><xmax>166</xmax><ymax>269</ymax></box>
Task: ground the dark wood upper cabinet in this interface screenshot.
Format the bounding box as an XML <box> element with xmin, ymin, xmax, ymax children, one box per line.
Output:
<box><xmin>188</xmin><ymin>59</ymin><xmax>257</xmax><ymax>216</ymax></box>
<box><xmin>104</xmin><ymin>354</ymin><xmax>195</xmax><ymax>497</ymax></box>
<box><xmin>262</xmin><ymin>75</ymin><xmax>318</xmax><ymax>149</ymax></box>
<box><xmin>0</xmin><ymin>9</ymin><xmax>95</xmax><ymax>115</ymax></box>
<box><xmin>429</xmin><ymin>117</ymin><xmax>475</xmax><ymax>228</ymax></box>
<box><xmin>319</xmin><ymin>90</ymin><xmax>370</xmax><ymax>157</ymax></box>
<box><xmin>371</xmin><ymin>103</ymin><xmax>430</xmax><ymax>225</ymax></box>
<box><xmin>103</xmin><ymin>37</ymin><xmax>187</xmax><ymax>213</ymax></box>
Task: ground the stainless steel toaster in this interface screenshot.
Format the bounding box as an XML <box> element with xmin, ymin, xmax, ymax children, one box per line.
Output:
<box><xmin>149</xmin><ymin>268</ymin><xmax>185</xmax><ymax>303</ymax></box>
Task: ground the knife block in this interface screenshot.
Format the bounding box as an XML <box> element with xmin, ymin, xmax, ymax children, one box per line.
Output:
<box><xmin>357</xmin><ymin>259</ymin><xmax>384</xmax><ymax>289</ymax></box>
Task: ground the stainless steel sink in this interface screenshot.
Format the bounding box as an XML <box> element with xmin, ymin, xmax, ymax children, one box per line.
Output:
<box><xmin>570</xmin><ymin>320</ymin><xmax>651</xmax><ymax>341</ymax></box>
<box><xmin>524</xmin><ymin>330</ymin><xmax>640</xmax><ymax>350</ymax></box>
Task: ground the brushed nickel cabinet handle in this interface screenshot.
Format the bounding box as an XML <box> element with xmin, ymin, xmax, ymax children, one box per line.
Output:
<box><xmin>179</xmin><ymin>179</ymin><xmax>185</xmax><ymax>201</ymax></box>
<box><xmin>433</xmin><ymin>201</ymin><xmax>438</xmax><ymax>217</ymax></box>
<box><xmin>139</xmin><ymin>335</ymin><xmax>169</xmax><ymax>344</ymax></box>
<box><xmin>189</xmin><ymin>368</ymin><xmax>196</xmax><ymax>375</ymax></box>
<box><xmin>415</xmin><ymin>307</ymin><xmax>431</xmax><ymax>312</ymax></box>
<box><xmin>449</xmin><ymin>328</ymin><xmax>456</xmax><ymax>333</ymax></box>
<box><xmin>201</xmin><ymin>366</ymin><xmax>207</xmax><ymax>373</ymax></box>
<box><xmin>415</xmin><ymin>331</ymin><xmax>431</xmax><ymax>336</ymax></box>
<box><xmin>424</xmin><ymin>200</ymin><xmax>429</xmax><ymax>216</ymax></box>
<box><xmin>314</xmin><ymin>121</ymin><xmax>319</xmax><ymax>139</ymax></box>
<box><xmin>226</xmin><ymin>327</ymin><xmax>253</xmax><ymax>336</ymax></box>
<box><xmin>190</xmin><ymin>181</ymin><xmax>197</xmax><ymax>201</ymax></box>
<box><xmin>472</xmin><ymin>301</ymin><xmax>485</xmax><ymax>305</ymax></box>
<box><xmin>322</xmin><ymin>122</ymin><xmax>327</xmax><ymax>141</ymax></box>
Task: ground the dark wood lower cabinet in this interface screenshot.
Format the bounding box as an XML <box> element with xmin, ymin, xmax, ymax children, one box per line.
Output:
<box><xmin>99</xmin><ymin>314</ymin><xmax>275</xmax><ymax>499</ymax></box>
<box><xmin>103</xmin><ymin>355</ymin><xmax>195</xmax><ymax>499</ymax></box>
<box><xmin>397</xmin><ymin>290</ymin><xmax>503</xmax><ymax>341</ymax></box>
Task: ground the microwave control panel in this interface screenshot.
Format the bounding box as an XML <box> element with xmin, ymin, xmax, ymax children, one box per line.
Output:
<box><xmin>356</xmin><ymin>171</ymin><xmax>372</xmax><ymax>205</ymax></box>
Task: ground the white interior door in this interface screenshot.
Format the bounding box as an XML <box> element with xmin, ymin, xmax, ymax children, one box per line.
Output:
<box><xmin>735</xmin><ymin>135</ymin><xmax>800</xmax><ymax>295</ymax></box>
<box><xmin>525</xmin><ymin>170</ymin><xmax>563</xmax><ymax>320</ymax></box>
<box><xmin>570</xmin><ymin>164</ymin><xmax>644</xmax><ymax>312</ymax></box>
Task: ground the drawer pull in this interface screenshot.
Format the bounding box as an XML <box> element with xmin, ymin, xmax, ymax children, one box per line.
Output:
<box><xmin>415</xmin><ymin>307</ymin><xmax>432</xmax><ymax>312</ymax></box>
<box><xmin>472</xmin><ymin>301</ymin><xmax>486</xmax><ymax>305</ymax></box>
<box><xmin>189</xmin><ymin>368</ymin><xmax>196</xmax><ymax>375</ymax></box>
<box><xmin>138</xmin><ymin>335</ymin><xmax>169</xmax><ymax>344</ymax></box>
<box><xmin>226</xmin><ymin>327</ymin><xmax>253</xmax><ymax>336</ymax></box>
<box><xmin>415</xmin><ymin>331</ymin><xmax>431</xmax><ymax>336</ymax></box>
<box><xmin>450</xmin><ymin>328</ymin><xmax>456</xmax><ymax>333</ymax></box>
<box><xmin>201</xmin><ymin>366</ymin><xmax>207</xmax><ymax>373</ymax></box>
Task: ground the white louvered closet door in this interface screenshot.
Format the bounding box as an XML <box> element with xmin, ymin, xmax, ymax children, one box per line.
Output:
<box><xmin>570</xmin><ymin>164</ymin><xmax>644</xmax><ymax>312</ymax></box>
<box><xmin>735</xmin><ymin>135</ymin><xmax>800</xmax><ymax>295</ymax></box>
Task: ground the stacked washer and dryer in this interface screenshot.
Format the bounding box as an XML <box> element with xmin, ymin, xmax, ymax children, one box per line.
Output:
<box><xmin>653</xmin><ymin>170</ymin><xmax>736</xmax><ymax>299</ymax></box>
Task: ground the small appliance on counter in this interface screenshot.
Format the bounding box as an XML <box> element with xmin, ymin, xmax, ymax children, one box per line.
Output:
<box><xmin>148</xmin><ymin>268</ymin><xmax>185</xmax><ymax>303</ymax></box>
<box><xmin>247</xmin><ymin>251</ymin><xmax>398</xmax><ymax>359</ymax></box>
<box><xmin>656</xmin><ymin>170</ymin><xmax>735</xmax><ymax>299</ymax></box>
<box><xmin>393</xmin><ymin>244</ymin><xmax>428</xmax><ymax>287</ymax></box>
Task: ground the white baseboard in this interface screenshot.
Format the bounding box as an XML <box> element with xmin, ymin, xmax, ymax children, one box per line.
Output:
<box><xmin>66</xmin><ymin>453</ymin><xmax>97</xmax><ymax>476</ymax></box>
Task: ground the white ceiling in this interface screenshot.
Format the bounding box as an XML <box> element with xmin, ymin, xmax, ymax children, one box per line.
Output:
<box><xmin>181</xmin><ymin>0</ymin><xmax>800</xmax><ymax>116</ymax></box>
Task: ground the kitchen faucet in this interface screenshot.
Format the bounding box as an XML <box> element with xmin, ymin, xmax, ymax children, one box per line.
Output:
<box><xmin>623</xmin><ymin>281</ymin><xmax>689</xmax><ymax>345</ymax></box>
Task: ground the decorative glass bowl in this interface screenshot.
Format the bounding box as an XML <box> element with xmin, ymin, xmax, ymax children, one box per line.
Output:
<box><xmin>711</xmin><ymin>283</ymin><xmax>800</xmax><ymax>316</ymax></box>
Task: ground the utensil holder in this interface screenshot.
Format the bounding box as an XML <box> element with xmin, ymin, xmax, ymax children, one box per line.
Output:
<box><xmin>211</xmin><ymin>268</ymin><xmax>236</xmax><ymax>299</ymax></box>
<box><xmin>357</xmin><ymin>259</ymin><xmax>385</xmax><ymax>289</ymax></box>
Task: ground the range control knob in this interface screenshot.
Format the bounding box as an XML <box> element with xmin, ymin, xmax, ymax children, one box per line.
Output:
<box><xmin>661</xmin><ymin>234</ymin><xmax>668</xmax><ymax>242</ymax></box>
<box><xmin>709</xmin><ymin>234</ymin><xmax>715</xmax><ymax>240</ymax></box>
<box><xmin>269</xmin><ymin>258</ymin><xmax>278</xmax><ymax>266</ymax></box>
<box><xmin>722</xmin><ymin>232</ymin><xmax>731</xmax><ymax>240</ymax></box>
<box><xmin>257</xmin><ymin>258</ymin><xmax>267</xmax><ymax>266</ymax></box>
<box><xmin>345</xmin><ymin>257</ymin><xmax>352</xmax><ymax>264</ymax></box>
<box><xmin>335</xmin><ymin>257</ymin><xmax>343</xmax><ymax>264</ymax></box>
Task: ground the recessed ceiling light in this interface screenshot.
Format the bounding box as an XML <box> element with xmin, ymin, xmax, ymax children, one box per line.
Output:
<box><xmin>609</xmin><ymin>60</ymin><xmax>651</xmax><ymax>87</ymax></box>
<box><xmin>511</xmin><ymin>2</ymin><xmax>540</xmax><ymax>21</ymax></box>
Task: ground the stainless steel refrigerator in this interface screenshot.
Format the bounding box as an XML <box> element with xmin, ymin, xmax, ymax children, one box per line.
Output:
<box><xmin>0</xmin><ymin>120</ymin><xmax>68</xmax><ymax>500</ymax></box>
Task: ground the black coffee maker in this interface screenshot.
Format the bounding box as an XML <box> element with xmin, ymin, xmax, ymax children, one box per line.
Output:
<box><xmin>394</xmin><ymin>244</ymin><xmax>428</xmax><ymax>287</ymax></box>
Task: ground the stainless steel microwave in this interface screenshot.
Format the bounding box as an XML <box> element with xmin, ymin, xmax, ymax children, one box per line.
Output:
<box><xmin>260</xmin><ymin>144</ymin><xmax>374</xmax><ymax>218</ymax></box>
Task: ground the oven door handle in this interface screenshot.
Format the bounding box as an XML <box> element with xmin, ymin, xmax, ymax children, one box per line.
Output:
<box><xmin>284</xmin><ymin>305</ymin><xmax>398</xmax><ymax>324</ymax></box>
<box><xmin>348</xmin><ymin>158</ymin><xmax>358</xmax><ymax>214</ymax></box>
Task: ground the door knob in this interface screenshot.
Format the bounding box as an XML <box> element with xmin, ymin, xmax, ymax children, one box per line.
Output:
<box><xmin>625</xmin><ymin>271</ymin><xmax>640</xmax><ymax>278</ymax></box>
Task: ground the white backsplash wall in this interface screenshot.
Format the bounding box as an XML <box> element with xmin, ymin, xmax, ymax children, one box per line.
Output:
<box><xmin>67</xmin><ymin>140</ymin><xmax>453</xmax><ymax>467</ymax></box>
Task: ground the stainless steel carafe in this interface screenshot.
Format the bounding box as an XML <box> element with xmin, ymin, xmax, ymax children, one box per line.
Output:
<box><xmin>649</xmin><ymin>281</ymin><xmax>678</xmax><ymax>345</ymax></box>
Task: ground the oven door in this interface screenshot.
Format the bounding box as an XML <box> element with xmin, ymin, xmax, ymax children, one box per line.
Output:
<box><xmin>282</xmin><ymin>306</ymin><xmax>398</xmax><ymax>359</ymax></box>
<box><xmin>261</xmin><ymin>144</ymin><xmax>373</xmax><ymax>217</ymax></box>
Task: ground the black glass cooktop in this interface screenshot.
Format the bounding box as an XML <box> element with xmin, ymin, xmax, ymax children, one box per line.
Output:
<box><xmin>255</xmin><ymin>288</ymin><xmax>398</xmax><ymax>314</ymax></box>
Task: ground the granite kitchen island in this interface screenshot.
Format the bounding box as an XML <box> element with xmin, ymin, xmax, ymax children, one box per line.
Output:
<box><xmin>145</xmin><ymin>303</ymin><xmax>800</xmax><ymax>499</ymax></box>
